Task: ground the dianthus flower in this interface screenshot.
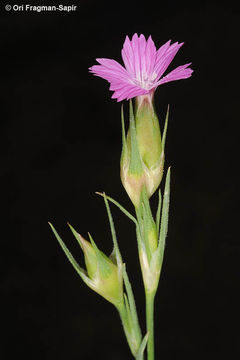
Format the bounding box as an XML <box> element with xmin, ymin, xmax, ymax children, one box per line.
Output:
<box><xmin>89</xmin><ymin>33</ymin><xmax>193</xmax><ymax>101</ymax></box>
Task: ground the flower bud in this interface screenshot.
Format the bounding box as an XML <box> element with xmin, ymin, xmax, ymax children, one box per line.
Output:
<box><xmin>78</xmin><ymin>233</ymin><xmax>123</xmax><ymax>307</ymax></box>
<box><xmin>135</xmin><ymin>93</ymin><xmax>162</xmax><ymax>169</ymax></box>
<box><xmin>49</xmin><ymin>222</ymin><xmax>124</xmax><ymax>307</ymax></box>
<box><xmin>135</xmin><ymin>93</ymin><xmax>164</xmax><ymax>197</ymax></box>
<box><xmin>120</xmin><ymin>94</ymin><xmax>166</xmax><ymax>208</ymax></box>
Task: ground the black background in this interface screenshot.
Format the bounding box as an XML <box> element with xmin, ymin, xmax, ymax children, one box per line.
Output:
<box><xmin>1</xmin><ymin>0</ymin><xmax>239</xmax><ymax>359</ymax></box>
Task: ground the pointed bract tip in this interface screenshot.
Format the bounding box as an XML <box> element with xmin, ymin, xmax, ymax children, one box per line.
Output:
<box><xmin>67</xmin><ymin>223</ymin><xmax>80</xmax><ymax>235</ymax></box>
<box><xmin>75</xmin><ymin>232</ymin><xmax>89</xmax><ymax>250</ymax></box>
<box><xmin>67</xmin><ymin>222</ymin><xmax>74</xmax><ymax>230</ymax></box>
<box><xmin>48</xmin><ymin>222</ymin><xmax>55</xmax><ymax>231</ymax></box>
<box><xmin>95</xmin><ymin>191</ymin><xmax>104</xmax><ymax>197</ymax></box>
<box><xmin>87</xmin><ymin>232</ymin><xmax>95</xmax><ymax>246</ymax></box>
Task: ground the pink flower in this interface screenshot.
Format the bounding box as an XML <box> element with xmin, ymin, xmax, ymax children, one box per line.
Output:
<box><xmin>89</xmin><ymin>33</ymin><xmax>193</xmax><ymax>102</ymax></box>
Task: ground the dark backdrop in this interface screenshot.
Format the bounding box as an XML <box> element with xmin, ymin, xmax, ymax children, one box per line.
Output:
<box><xmin>1</xmin><ymin>0</ymin><xmax>239</xmax><ymax>359</ymax></box>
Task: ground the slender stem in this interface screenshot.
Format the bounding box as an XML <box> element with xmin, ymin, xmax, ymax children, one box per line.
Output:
<box><xmin>145</xmin><ymin>291</ymin><xmax>155</xmax><ymax>360</ymax></box>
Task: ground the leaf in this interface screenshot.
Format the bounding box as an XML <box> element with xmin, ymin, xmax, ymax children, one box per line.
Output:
<box><xmin>136</xmin><ymin>332</ymin><xmax>149</xmax><ymax>360</ymax></box>
<box><xmin>48</xmin><ymin>222</ymin><xmax>93</xmax><ymax>288</ymax></box>
<box><xmin>162</xmin><ymin>105</ymin><xmax>169</xmax><ymax>152</ymax></box>
<box><xmin>95</xmin><ymin>192</ymin><xmax>138</xmax><ymax>225</ymax></box>
<box><xmin>158</xmin><ymin>167</ymin><xmax>171</xmax><ymax>262</ymax></box>
<box><xmin>123</xmin><ymin>265</ymin><xmax>142</xmax><ymax>343</ymax></box>
<box><xmin>120</xmin><ymin>104</ymin><xmax>128</xmax><ymax>164</ymax></box>
<box><xmin>156</xmin><ymin>189</ymin><xmax>162</xmax><ymax>237</ymax></box>
<box><xmin>102</xmin><ymin>193</ymin><xmax>122</xmax><ymax>268</ymax></box>
<box><xmin>123</xmin><ymin>293</ymin><xmax>132</xmax><ymax>330</ymax></box>
<box><xmin>139</xmin><ymin>187</ymin><xmax>157</xmax><ymax>262</ymax></box>
<box><xmin>49</xmin><ymin>222</ymin><xmax>82</xmax><ymax>275</ymax></box>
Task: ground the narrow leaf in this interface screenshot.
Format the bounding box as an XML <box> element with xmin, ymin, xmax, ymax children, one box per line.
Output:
<box><xmin>156</xmin><ymin>189</ymin><xmax>162</xmax><ymax>237</ymax></box>
<box><xmin>136</xmin><ymin>332</ymin><xmax>149</xmax><ymax>360</ymax></box>
<box><xmin>140</xmin><ymin>187</ymin><xmax>157</xmax><ymax>261</ymax></box>
<box><xmin>124</xmin><ymin>293</ymin><xmax>132</xmax><ymax>330</ymax></box>
<box><xmin>136</xmin><ymin>222</ymin><xmax>145</xmax><ymax>253</ymax></box>
<box><xmin>141</xmin><ymin>186</ymin><xmax>155</xmax><ymax>225</ymax></box>
<box><xmin>121</xmin><ymin>104</ymin><xmax>127</xmax><ymax>161</ymax></box>
<box><xmin>162</xmin><ymin>105</ymin><xmax>169</xmax><ymax>152</ymax></box>
<box><xmin>96</xmin><ymin>192</ymin><xmax>138</xmax><ymax>226</ymax></box>
<box><xmin>123</xmin><ymin>265</ymin><xmax>142</xmax><ymax>342</ymax></box>
<box><xmin>158</xmin><ymin>167</ymin><xmax>171</xmax><ymax>259</ymax></box>
<box><xmin>49</xmin><ymin>222</ymin><xmax>83</xmax><ymax>277</ymax></box>
<box><xmin>49</xmin><ymin>223</ymin><xmax>102</xmax><ymax>296</ymax></box>
<box><xmin>141</xmin><ymin>201</ymin><xmax>152</xmax><ymax>262</ymax></box>
<box><xmin>103</xmin><ymin>193</ymin><xmax>122</xmax><ymax>267</ymax></box>
<box><xmin>135</xmin><ymin>208</ymin><xmax>145</xmax><ymax>251</ymax></box>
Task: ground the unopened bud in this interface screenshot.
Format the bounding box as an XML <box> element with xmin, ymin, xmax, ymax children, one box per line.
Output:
<box><xmin>78</xmin><ymin>233</ymin><xmax>123</xmax><ymax>306</ymax></box>
<box><xmin>120</xmin><ymin>94</ymin><xmax>166</xmax><ymax>208</ymax></box>
<box><xmin>135</xmin><ymin>93</ymin><xmax>164</xmax><ymax>198</ymax></box>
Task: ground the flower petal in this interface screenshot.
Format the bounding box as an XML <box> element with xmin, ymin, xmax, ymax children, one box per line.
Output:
<box><xmin>111</xmin><ymin>83</ymin><xmax>148</xmax><ymax>102</ymax></box>
<box><xmin>157</xmin><ymin>63</ymin><xmax>193</xmax><ymax>85</ymax></box>
<box><xmin>131</xmin><ymin>33</ymin><xmax>144</xmax><ymax>82</ymax></box>
<box><xmin>145</xmin><ymin>35</ymin><xmax>157</xmax><ymax>78</ymax></box>
<box><xmin>154</xmin><ymin>41</ymin><xmax>184</xmax><ymax>79</ymax></box>
<box><xmin>89</xmin><ymin>56</ymin><xmax>149</xmax><ymax>101</ymax></box>
<box><xmin>89</xmin><ymin>58</ymin><xmax>131</xmax><ymax>83</ymax></box>
<box><xmin>121</xmin><ymin>35</ymin><xmax>135</xmax><ymax>76</ymax></box>
<box><xmin>89</xmin><ymin>35</ymin><xmax>193</xmax><ymax>101</ymax></box>
<box><xmin>121</xmin><ymin>34</ymin><xmax>157</xmax><ymax>86</ymax></box>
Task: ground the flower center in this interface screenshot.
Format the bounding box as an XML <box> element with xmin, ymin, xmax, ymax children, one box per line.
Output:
<box><xmin>134</xmin><ymin>71</ymin><xmax>158</xmax><ymax>90</ymax></box>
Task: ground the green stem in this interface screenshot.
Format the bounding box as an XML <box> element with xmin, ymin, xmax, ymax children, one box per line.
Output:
<box><xmin>145</xmin><ymin>291</ymin><xmax>155</xmax><ymax>360</ymax></box>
